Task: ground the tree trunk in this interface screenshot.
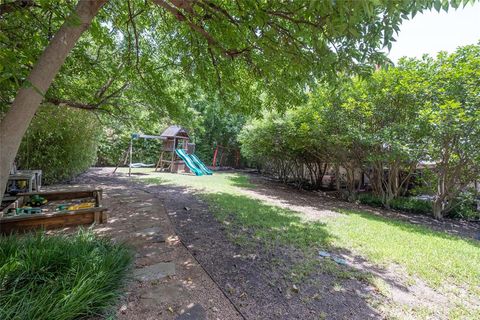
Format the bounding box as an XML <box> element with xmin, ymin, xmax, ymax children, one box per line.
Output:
<box><xmin>433</xmin><ymin>166</ymin><xmax>448</xmax><ymax>219</ymax></box>
<box><xmin>475</xmin><ymin>180</ymin><xmax>480</xmax><ymax>212</ymax></box>
<box><xmin>0</xmin><ymin>0</ymin><xmax>107</xmax><ymax>202</ymax></box>
<box><xmin>335</xmin><ymin>164</ymin><xmax>340</xmax><ymax>191</ymax></box>
<box><xmin>432</xmin><ymin>198</ymin><xmax>444</xmax><ymax>219</ymax></box>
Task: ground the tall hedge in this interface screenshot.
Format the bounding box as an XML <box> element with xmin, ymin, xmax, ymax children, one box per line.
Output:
<box><xmin>239</xmin><ymin>45</ymin><xmax>480</xmax><ymax>218</ymax></box>
<box><xmin>16</xmin><ymin>105</ymin><xmax>100</xmax><ymax>184</ymax></box>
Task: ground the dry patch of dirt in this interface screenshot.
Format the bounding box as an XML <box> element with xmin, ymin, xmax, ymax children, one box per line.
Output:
<box><xmin>59</xmin><ymin>168</ymin><xmax>479</xmax><ymax>319</ymax></box>
<box><xmin>58</xmin><ymin>169</ymin><xmax>242</xmax><ymax>320</ymax></box>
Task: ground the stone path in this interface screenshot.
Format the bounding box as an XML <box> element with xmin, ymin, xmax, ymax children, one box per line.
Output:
<box><xmin>62</xmin><ymin>172</ymin><xmax>243</xmax><ymax>320</ymax></box>
<box><xmin>55</xmin><ymin>168</ymin><xmax>479</xmax><ymax>320</ymax></box>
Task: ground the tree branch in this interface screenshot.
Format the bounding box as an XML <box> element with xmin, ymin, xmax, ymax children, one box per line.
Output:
<box><xmin>97</xmin><ymin>81</ymin><xmax>129</xmax><ymax>106</ymax></box>
<box><xmin>151</xmin><ymin>0</ymin><xmax>250</xmax><ymax>58</ymax></box>
<box><xmin>127</xmin><ymin>0</ymin><xmax>141</xmax><ymax>67</ymax></box>
<box><xmin>265</xmin><ymin>9</ymin><xmax>324</xmax><ymax>28</ymax></box>
<box><xmin>198</xmin><ymin>0</ymin><xmax>238</xmax><ymax>25</ymax></box>
<box><xmin>46</xmin><ymin>98</ymin><xmax>99</xmax><ymax>110</ymax></box>
<box><xmin>0</xmin><ymin>0</ymin><xmax>38</xmax><ymax>16</ymax></box>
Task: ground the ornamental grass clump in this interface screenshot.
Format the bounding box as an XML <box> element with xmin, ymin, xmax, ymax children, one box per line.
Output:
<box><xmin>0</xmin><ymin>229</ymin><xmax>133</xmax><ymax>320</ymax></box>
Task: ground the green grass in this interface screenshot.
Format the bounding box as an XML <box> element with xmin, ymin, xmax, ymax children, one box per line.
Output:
<box><xmin>290</xmin><ymin>257</ymin><xmax>371</xmax><ymax>284</ymax></box>
<box><xmin>137</xmin><ymin>170</ymin><xmax>255</xmax><ymax>194</ymax></box>
<box><xmin>329</xmin><ymin>209</ymin><xmax>480</xmax><ymax>289</ymax></box>
<box><xmin>136</xmin><ymin>170</ymin><xmax>480</xmax><ymax>297</ymax></box>
<box><xmin>203</xmin><ymin>192</ymin><xmax>374</xmax><ymax>286</ymax></box>
<box><xmin>0</xmin><ymin>230</ymin><xmax>133</xmax><ymax>320</ymax></box>
<box><xmin>449</xmin><ymin>304</ymin><xmax>480</xmax><ymax>319</ymax></box>
<box><xmin>205</xmin><ymin>192</ymin><xmax>480</xmax><ymax>290</ymax></box>
<box><xmin>203</xmin><ymin>193</ymin><xmax>331</xmax><ymax>250</ymax></box>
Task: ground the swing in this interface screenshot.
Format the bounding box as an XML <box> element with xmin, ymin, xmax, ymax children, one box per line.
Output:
<box><xmin>112</xmin><ymin>133</ymin><xmax>163</xmax><ymax>175</ymax></box>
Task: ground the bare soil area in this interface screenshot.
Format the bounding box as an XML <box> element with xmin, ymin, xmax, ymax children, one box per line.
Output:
<box><xmin>59</xmin><ymin>169</ymin><xmax>242</xmax><ymax>320</ymax></box>
<box><xmin>56</xmin><ymin>168</ymin><xmax>478</xmax><ymax>319</ymax></box>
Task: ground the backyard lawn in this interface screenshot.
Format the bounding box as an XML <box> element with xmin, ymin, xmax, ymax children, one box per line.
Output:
<box><xmin>132</xmin><ymin>169</ymin><xmax>480</xmax><ymax>319</ymax></box>
<box><xmin>2</xmin><ymin>2</ymin><xmax>479</xmax><ymax>319</ymax></box>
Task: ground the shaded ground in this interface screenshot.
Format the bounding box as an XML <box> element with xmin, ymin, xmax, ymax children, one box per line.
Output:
<box><xmin>58</xmin><ymin>170</ymin><xmax>242</xmax><ymax>320</ymax></box>
<box><xmin>60</xmin><ymin>168</ymin><xmax>479</xmax><ymax>319</ymax></box>
<box><xmin>244</xmin><ymin>173</ymin><xmax>479</xmax><ymax>240</ymax></box>
<box><xmin>145</xmin><ymin>182</ymin><xmax>382</xmax><ymax>319</ymax></box>
<box><xmin>69</xmin><ymin>169</ymin><xmax>383</xmax><ymax>319</ymax></box>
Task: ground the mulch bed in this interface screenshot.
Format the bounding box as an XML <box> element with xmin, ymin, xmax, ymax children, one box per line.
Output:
<box><xmin>143</xmin><ymin>183</ymin><xmax>382</xmax><ymax>319</ymax></box>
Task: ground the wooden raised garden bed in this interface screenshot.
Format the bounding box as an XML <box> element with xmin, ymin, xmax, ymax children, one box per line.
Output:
<box><xmin>0</xmin><ymin>189</ymin><xmax>107</xmax><ymax>234</ymax></box>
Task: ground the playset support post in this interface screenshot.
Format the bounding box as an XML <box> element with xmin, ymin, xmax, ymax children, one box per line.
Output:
<box><xmin>212</xmin><ymin>146</ymin><xmax>219</xmax><ymax>168</ymax></box>
<box><xmin>128</xmin><ymin>138</ymin><xmax>133</xmax><ymax>176</ymax></box>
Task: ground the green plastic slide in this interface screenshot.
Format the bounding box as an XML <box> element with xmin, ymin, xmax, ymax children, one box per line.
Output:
<box><xmin>190</xmin><ymin>154</ymin><xmax>213</xmax><ymax>175</ymax></box>
<box><xmin>175</xmin><ymin>149</ymin><xmax>203</xmax><ymax>176</ymax></box>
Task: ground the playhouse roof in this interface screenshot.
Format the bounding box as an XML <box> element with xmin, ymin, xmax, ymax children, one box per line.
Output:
<box><xmin>160</xmin><ymin>125</ymin><xmax>189</xmax><ymax>139</ymax></box>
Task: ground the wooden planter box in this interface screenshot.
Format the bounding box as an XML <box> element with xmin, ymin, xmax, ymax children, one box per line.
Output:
<box><xmin>0</xmin><ymin>189</ymin><xmax>107</xmax><ymax>234</ymax></box>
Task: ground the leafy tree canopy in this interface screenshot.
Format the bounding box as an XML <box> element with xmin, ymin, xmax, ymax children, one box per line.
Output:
<box><xmin>240</xmin><ymin>43</ymin><xmax>480</xmax><ymax>217</ymax></box>
<box><xmin>1</xmin><ymin>0</ymin><xmax>472</xmax><ymax>120</ymax></box>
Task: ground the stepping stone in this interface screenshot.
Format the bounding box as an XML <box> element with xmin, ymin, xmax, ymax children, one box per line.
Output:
<box><xmin>333</xmin><ymin>257</ymin><xmax>347</xmax><ymax>265</ymax></box>
<box><xmin>135</xmin><ymin>227</ymin><xmax>162</xmax><ymax>237</ymax></box>
<box><xmin>176</xmin><ymin>304</ymin><xmax>206</xmax><ymax>320</ymax></box>
<box><xmin>151</xmin><ymin>234</ymin><xmax>167</xmax><ymax>243</ymax></box>
<box><xmin>318</xmin><ymin>251</ymin><xmax>331</xmax><ymax>258</ymax></box>
<box><xmin>140</xmin><ymin>282</ymin><xmax>186</xmax><ymax>304</ymax></box>
<box><xmin>128</xmin><ymin>227</ymin><xmax>166</xmax><ymax>243</ymax></box>
<box><xmin>134</xmin><ymin>262</ymin><xmax>175</xmax><ymax>281</ymax></box>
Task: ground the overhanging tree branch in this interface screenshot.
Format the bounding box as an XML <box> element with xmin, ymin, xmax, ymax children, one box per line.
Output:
<box><xmin>151</xmin><ymin>0</ymin><xmax>250</xmax><ymax>58</ymax></box>
<box><xmin>47</xmin><ymin>81</ymin><xmax>129</xmax><ymax>110</ymax></box>
<box><xmin>0</xmin><ymin>0</ymin><xmax>38</xmax><ymax>16</ymax></box>
<box><xmin>46</xmin><ymin>98</ymin><xmax>99</xmax><ymax>110</ymax></box>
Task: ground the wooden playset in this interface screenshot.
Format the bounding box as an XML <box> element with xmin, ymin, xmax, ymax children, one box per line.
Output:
<box><xmin>113</xmin><ymin>125</ymin><xmax>212</xmax><ymax>176</ymax></box>
<box><xmin>0</xmin><ymin>189</ymin><xmax>107</xmax><ymax>234</ymax></box>
<box><xmin>155</xmin><ymin>125</ymin><xmax>191</xmax><ymax>173</ymax></box>
<box><xmin>154</xmin><ymin>126</ymin><xmax>212</xmax><ymax>176</ymax></box>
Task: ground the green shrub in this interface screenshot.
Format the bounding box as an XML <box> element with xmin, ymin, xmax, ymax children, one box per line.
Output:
<box><xmin>390</xmin><ymin>197</ymin><xmax>433</xmax><ymax>215</ymax></box>
<box><xmin>448</xmin><ymin>191</ymin><xmax>479</xmax><ymax>220</ymax></box>
<box><xmin>449</xmin><ymin>206</ymin><xmax>479</xmax><ymax>220</ymax></box>
<box><xmin>16</xmin><ymin>105</ymin><xmax>100</xmax><ymax>184</ymax></box>
<box><xmin>358</xmin><ymin>194</ymin><xmax>433</xmax><ymax>215</ymax></box>
<box><xmin>96</xmin><ymin>132</ymin><xmax>130</xmax><ymax>166</ymax></box>
<box><xmin>358</xmin><ymin>193</ymin><xmax>383</xmax><ymax>207</ymax></box>
<box><xmin>0</xmin><ymin>230</ymin><xmax>133</xmax><ymax>320</ymax></box>
<box><xmin>359</xmin><ymin>193</ymin><xmax>479</xmax><ymax>220</ymax></box>
<box><xmin>97</xmin><ymin>132</ymin><xmax>162</xmax><ymax>166</ymax></box>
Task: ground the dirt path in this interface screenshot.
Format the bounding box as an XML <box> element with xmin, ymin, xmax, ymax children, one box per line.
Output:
<box><xmin>63</xmin><ymin>169</ymin><xmax>242</xmax><ymax>320</ymax></box>
<box><xmin>69</xmin><ymin>169</ymin><xmax>383</xmax><ymax>319</ymax></box>
<box><xmin>62</xmin><ymin>168</ymin><xmax>478</xmax><ymax>319</ymax></box>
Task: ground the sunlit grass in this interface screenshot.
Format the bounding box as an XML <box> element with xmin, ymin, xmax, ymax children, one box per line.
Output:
<box><xmin>135</xmin><ymin>170</ymin><xmax>480</xmax><ymax>296</ymax></box>
<box><xmin>203</xmin><ymin>193</ymin><xmax>331</xmax><ymax>250</ymax></box>
<box><xmin>330</xmin><ymin>210</ymin><xmax>480</xmax><ymax>289</ymax></box>
<box><xmin>201</xmin><ymin>192</ymin><xmax>480</xmax><ymax>292</ymax></box>
<box><xmin>130</xmin><ymin>168</ymin><xmax>255</xmax><ymax>194</ymax></box>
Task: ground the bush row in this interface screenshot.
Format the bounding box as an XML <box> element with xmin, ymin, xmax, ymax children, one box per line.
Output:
<box><xmin>240</xmin><ymin>45</ymin><xmax>480</xmax><ymax>219</ymax></box>
<box><xmin>358</xmin><ymin>193</ymin><xmax>479</xmax><ymax>220</ymax></box>
<box><xmin>16</xmin><ymin>105</ymin><xmax>100</xmax><ymax>184</ymax></box>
